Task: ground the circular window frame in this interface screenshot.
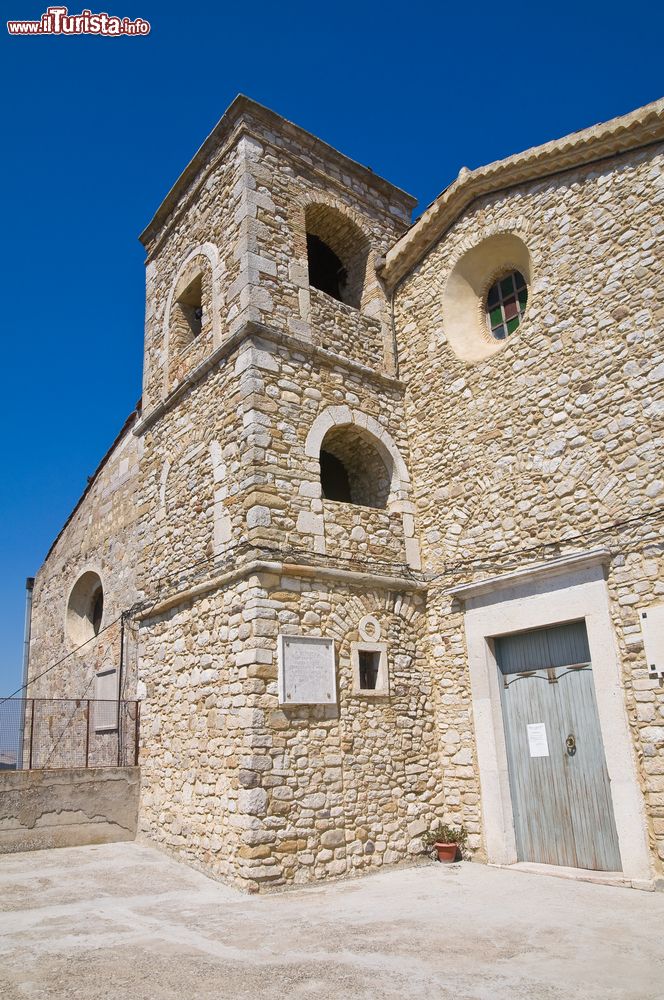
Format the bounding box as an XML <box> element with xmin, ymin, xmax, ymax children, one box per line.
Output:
<box><xmin>65</xmin><ymin>570</ymin><xmax>105</xmax><ymax>651</ymax></box>
<box><xmin>441</xmin><ymin>232</ymin><xmax>532</xmax><ymax>364</ymax></box>
<box><xmin>478</xmin><ymin>264</ymin><xmax>530</xmax><ymax>344</ymax></box>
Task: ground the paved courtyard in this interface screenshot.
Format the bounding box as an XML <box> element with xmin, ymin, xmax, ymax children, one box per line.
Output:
<box><xmin>0</xmin><ymin>842</ymin><xmax>662</xmax><ymax>999</ymax></box>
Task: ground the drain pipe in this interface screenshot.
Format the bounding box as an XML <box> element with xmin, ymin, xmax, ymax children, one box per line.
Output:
<box><xmin>18</xmin><ymin>577</ymin><xmax>34</xmax><ymax>770</ymax></box>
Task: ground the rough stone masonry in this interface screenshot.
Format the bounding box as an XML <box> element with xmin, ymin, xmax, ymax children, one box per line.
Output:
<box><xmin>25</xmin><ymin>96</ymin><xmax>664</xmax><ymax>891</ymax></box>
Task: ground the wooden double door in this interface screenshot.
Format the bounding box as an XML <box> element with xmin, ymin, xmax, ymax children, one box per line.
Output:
<box><xmin>496</xmin><ymin>620</ymin><xmax>622</xmax><ymax>872</ymax></box>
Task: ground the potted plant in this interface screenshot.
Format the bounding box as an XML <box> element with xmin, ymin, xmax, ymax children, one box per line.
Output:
<box><xmin>422</xmin><ymin>822</ymin><xmax>468</xmax><ymax>863</ymax></box>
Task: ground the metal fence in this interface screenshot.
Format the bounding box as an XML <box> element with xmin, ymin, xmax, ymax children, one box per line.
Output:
<box><xmin>0</xmin><ymin>698</ymin><xmax>139</xmax><ymax>770</ymax></box>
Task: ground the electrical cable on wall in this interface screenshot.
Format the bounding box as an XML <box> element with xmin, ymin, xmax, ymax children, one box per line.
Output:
<box><xmin>8</xmin><ymin>504</ymin><xmax>662</xmax><ymax>703</ymax></box>
<box><xmin>0</xmin><ymin>614</ymin><xmax>123</xmax><ymax>704</ymax></box>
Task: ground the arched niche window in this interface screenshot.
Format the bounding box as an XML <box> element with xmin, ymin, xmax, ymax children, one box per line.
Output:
<box><xmin>91</xmin><ymin>586</ymin><xmax>104</xmax><ymax>635</ymax></box>
<box><xmin>319</xmin><ymin>426</ymin><xmax>392</xmax><ymax>509</ymax></box>
<box><xmin>169</xmin><ymin>265</ymin><xmax>207</xmax><ymax>354</ymax></box>
<box><xmin>442</xmin><ymin>232</ymin><xmax>531</xmax><ymax>363</ymax></box>
<box><xmin>305</xmin><ymin>204</ymin><xmax>369</xmax><ymax>310</ymax></box>
<box><xmin>67</xmin><ymin>572</ymin><xmax>104</xmax><ymax>646</ymax></box>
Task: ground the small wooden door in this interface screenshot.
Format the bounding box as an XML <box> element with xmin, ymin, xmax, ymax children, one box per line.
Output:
<box><xmin>496</xmin><ymin>620</ymin><xmax>622</xmax><ymax>872</ymax></box>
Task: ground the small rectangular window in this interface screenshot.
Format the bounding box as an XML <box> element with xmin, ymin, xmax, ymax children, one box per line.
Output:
<box><xmin>351</xmin><ymin>642</ymin><xmax>389</xmax><ymax>696</ymax></box>
<box><xmin>358</xmin><ymin>649</ymin><xmax>380</xmax><ymax>690</ymax></box>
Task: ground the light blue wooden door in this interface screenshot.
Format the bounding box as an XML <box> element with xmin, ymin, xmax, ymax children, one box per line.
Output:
<box><xmin>496</xmin><ymin>620</ymin><xmax>622</xmax><ymax>872</ymax></box>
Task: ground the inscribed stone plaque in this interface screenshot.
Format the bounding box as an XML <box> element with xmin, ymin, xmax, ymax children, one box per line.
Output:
<box><xmin>278</xmin><ymin>635</ymin><xmax>337</xmax><ymax>705</ymax></box>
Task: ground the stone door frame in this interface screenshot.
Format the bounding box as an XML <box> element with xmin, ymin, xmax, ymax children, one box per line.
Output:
<box><xmin>449</xmin><ymin>548</ymin><xmax>652</xmax><ymax>883</ymax></box>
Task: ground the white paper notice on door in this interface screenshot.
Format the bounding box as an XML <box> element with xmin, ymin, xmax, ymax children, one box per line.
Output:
<box><xmin>527</xmin><ymin>722</ymin><xmax>549</xmax><ymax>758</ymax></box>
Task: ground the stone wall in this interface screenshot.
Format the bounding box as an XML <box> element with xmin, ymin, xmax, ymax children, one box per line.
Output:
<box><xmin>237</xmin><ymin>577</ymin><xmax>437</xmax><ymax>890</ymax></box>
<box><xmin>309</xmin><ymin>288</ymin><xmax>385</xmax><ymax>369</ymax></box>
<box><xmin>223</xmin><ymin>108</ymin><xmax>413</xmax><ymax>370</ymax></box>
<box><xmin>136</xmin><ymin>580</ymin><xmax>251</xmax><ymax>888</ymax></box>
<box><xmin>137</xmin><ymin>355</ymin><xmax>249</xmax><ymax>603</ymax></box>
<box><xmin>28</xmin><ymin>415</ymin><xmax>142</xmax><ymax>701</ymax></box>
<box><xmin>0</xmin><ymin>766</ymin><xmax>139</xmax><ymax>853</ymax></box>
<box><xmin>231</xmin><ymin>336</ymin><xmax>415</xmax><ymax>570</ymax></box>
<box><xmin>26</xmin><ymin>98</ymin><xmax>663</xmax><ymax>891</ymax></box>
<box><xmin>393</xmin><ymin>143</ymin><xmax>664</xmax><ymax>869</ymax></box>
<box><xmin>136</xmin><ymin>569</ymin><xmax>438</xmax><ymax>891</ymax></box>
<box><xmin>322</xmin><ymin>502</ymin><xmax>405</xmax><ymax>567</ymax></box>
<box><xmin>139</xmin><ymin>100</ymin><xmax>415</xmax><ymax>421</ymax></box>
<box><xmin>130</xmin><ymin>100</ymin><xmax>428</xmax><ymax>889</ymax></box>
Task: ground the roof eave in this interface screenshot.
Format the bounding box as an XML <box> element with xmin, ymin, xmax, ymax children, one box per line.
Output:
<box><xmin>380</xmin><ymin>97</ymin><xmax>664</xmax><ymax>289</ymax></box>
<box><xmin>41</xmin><ymin>402</ymin><xmax>141</xmax><ymax>566</ymax></box>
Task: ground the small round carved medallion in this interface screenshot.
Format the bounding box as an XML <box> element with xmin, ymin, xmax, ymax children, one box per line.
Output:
<box><xmin>358</xmin><ymin>614</ymin><xmax>381</xmax><ymax>641</ymax></box>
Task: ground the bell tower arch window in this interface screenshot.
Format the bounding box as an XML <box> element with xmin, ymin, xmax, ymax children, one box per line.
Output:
<box><xmin>169</xmin><ymin>268</ymin><xmax>205</xmax><ymax>353</ymax></box>
<box><xmin>305</xmin><ymin>204</ymin><xmax>369</xmax><ymax>310</ymax></box>
<box><xmin>319</xmin><ymin>425</ymin><xmax>392</xmax><ymax>510</ymax></box>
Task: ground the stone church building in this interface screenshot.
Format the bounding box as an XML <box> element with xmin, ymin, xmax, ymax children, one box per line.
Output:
<box><xmin>26</xmin><ymin>96</ymin><xmax>664</xmax><ymax>890</ymax></box>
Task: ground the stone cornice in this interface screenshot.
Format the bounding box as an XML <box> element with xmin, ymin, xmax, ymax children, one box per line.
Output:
<box><xmin>380</xmin><ymin>98</ymin><xmax>664</xmax><ymax>289</ymax></box>
<box><xmin>136</xmin><ymin>558</ymin><xmax>426</xmax><ymax>620</ymax></box>
<box><xmin>140</xmin><ymin>95</ymin><xmax>416</xmax><ymax>251</ymax></box>
<box><xmin>134</xmin><ymin>320</ymin><xmax>405</xmax><ymax>437</ymax></box>
<box><xmin>446</xmin><ymin>548</ymin><xmax>611</xmax><ymax>602</ymax></box>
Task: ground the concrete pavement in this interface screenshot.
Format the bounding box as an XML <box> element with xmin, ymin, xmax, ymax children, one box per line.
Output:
<box><xmin>1</xmin><ymin>842</ymin><xmax>662</xmax><ymax>999</ymax></box>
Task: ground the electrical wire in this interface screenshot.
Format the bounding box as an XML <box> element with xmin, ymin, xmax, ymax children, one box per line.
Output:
<box><xmin>0</xmin><ymin>614</ymin><xmax>123</xmax><ymax>705</ymax></box>
<box><xmin>7</xmin><ymin>504</ymin><xmax>662</xmax><ymax>703</ymax></box>
<box><xmin>425</xmin><ymin>504</ymin><xmax>664</xmax><ymax>582</ymax></box>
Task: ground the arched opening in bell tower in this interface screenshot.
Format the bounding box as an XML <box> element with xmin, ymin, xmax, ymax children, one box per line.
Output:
<box><xmin>305</xmin><ymin>204</ymin><xmax>369</xmax><ymax>310</ymax></box>
<box><xmin>319</xmin><ymin>425</ymin><xmax>392</xmax><ymax>509</ymax></box>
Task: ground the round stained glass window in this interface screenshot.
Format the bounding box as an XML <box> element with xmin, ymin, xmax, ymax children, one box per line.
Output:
<box><xmin>486</xmin><ymin>271</ymin><xmax>528</xmax><ymax>340</ymax></box>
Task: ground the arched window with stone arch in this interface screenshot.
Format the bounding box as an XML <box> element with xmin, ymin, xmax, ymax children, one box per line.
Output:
<box><xmin>303</xmin><ymin>406</ymin><xmax>421</xmax><ymax>570</ymax></box>
<box><xmin>161</xmin><ymin>242</ymin><xmax>223</xmax><ymax>398</ymax></box>
<box><xmin>305</xmin><ymin>203</ymin><xmax>370</xmax><ymax>310</ymax></box>
<box><xmin>319</xmin><ymin>425</ymin><xmax>392</xmax><ymax>509</ymax></box>
<box><xmin>168</xmin><ymin>259</ymin><xmax>209</xmax><ymax>355</ymax></box>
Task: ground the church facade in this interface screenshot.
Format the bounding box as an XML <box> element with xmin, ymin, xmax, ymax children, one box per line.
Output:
<box><xmin>26</xmin><ymin>97</ymin><xmax>664</xmax><ymax>890</ymax></box>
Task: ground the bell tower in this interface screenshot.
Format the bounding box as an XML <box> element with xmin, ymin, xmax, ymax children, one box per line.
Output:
<box><xmin>134</xmin><ymin>99</ymin><xmax>436</xmax><ymax>892</ymax></box>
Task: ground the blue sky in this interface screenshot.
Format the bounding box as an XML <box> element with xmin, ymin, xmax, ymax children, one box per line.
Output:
<box><xmin>0</xmin><ymin>1</ymin><xmax>662</xmax><ymax>694</ymax></box>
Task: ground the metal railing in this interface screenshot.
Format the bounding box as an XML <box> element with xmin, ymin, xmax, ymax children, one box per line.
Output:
<box><xmin>0</xmin><ymin>698</ymin><xmax>139</xmax><ymax>771</ymax></box>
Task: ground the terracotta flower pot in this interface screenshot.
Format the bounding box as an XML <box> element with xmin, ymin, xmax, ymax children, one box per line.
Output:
<box><xmin>434</xmin><ymin>842</ymin><xmax>458</xmax><ymax>863</ymax></box>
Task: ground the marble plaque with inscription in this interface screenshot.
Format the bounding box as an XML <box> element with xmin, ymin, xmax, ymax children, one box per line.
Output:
<box><xmin>278</xmin><ymin>635</ymin><xmax>337</xmax><ymax>705</ymax></box>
